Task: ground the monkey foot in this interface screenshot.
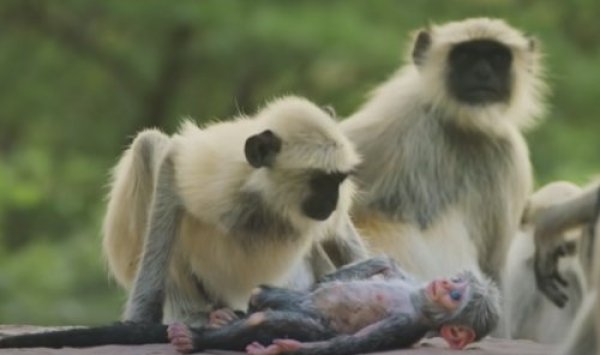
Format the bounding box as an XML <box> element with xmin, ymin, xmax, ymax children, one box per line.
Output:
<box><xmin>208</xmin><ymin>308</ymin><xmax>239</xmax><ymax>328</ymax></box>
<box><xmin>246</xmin><ymin>339</ymin><xmax>304</xmax><ymax>355</ymax></box>
<box><xmin>167</xmin><ymin>322</ymin><xmax>194</xmax><ymax>354</ymax></box>
<box><xmin>246</xmin><ymin>341</ymin><xmax>283</xmax><ymax>355</ymax></box>
<box><xmin>273</xmin><ymin>339</ymin><xmax>304</xmax><ymax>351</ymax></box>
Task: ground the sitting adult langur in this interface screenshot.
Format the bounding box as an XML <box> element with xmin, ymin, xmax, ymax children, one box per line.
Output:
<box><xmin>0</xmin><ymin>257</ymin><xmax>500</xmax><ymax>353</ymax></box>
<box><xmin>338</xmin><ymin>18</ymin><xmax>547</xmax><ymax>282</ymax></box>
<box><xmin>102</xmin><ymin>95</ymin><xmax>367</xmax><ymax>326</ymax></box>
<box><xmin>503</xmin><ymin>182</ymin><xmax>588</xmax><ymax>343</ymax></box>
<box><xmin>532</xmin><ymin>184</ymin><xmax>600</xmax><ymax>355</ymax></box>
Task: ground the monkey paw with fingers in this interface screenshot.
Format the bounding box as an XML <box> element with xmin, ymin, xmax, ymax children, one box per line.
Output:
<box><xmin>534</xmin><ymin>244</ymin><xmax>570</xmax><ymax>308</ymax></box>
<box><xmin>168</xmin><ymin>322</ymin><xmax>194</xmax><ymax>354</ymax></box>
<box><xmin>208</xmin><ymin>308</ymin><xmax>240</xmax><ymax>328</ymax></box>
<box><xmin>246</xmin><ymin>339</ymin><xmax>305</xmax><ymax>355</ymax></box>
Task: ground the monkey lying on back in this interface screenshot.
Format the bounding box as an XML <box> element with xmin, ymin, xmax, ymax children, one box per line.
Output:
<box><xmin>102</xmin><ymin>95</ymin><xmax>367</xmax><ymax>326</ymax></box>
<box><xmin>0</xmin><ymin>257</ymin><xmax>500</xmax><ymax>354</ymax></box>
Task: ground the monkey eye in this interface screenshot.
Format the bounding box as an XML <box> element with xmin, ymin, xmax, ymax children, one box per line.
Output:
<box><xmin>450</xmin><ymin>290</ymin><xmax>462</xmax><ymax>301</ymax></box>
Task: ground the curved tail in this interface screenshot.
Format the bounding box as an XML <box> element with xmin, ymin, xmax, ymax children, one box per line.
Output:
<box><xmin>0</xmin><ymin>323</ymin><xmax>168</xmax><ymax>348</ymax></box>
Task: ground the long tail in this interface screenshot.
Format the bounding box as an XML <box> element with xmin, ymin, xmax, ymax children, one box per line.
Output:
<box><xmin>0</xmin><ymin>323</ymin><xmax>168</xmax><ymax>348</ymax></box>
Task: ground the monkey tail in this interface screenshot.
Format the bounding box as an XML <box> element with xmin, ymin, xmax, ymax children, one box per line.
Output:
<box><xmin>0</xmin><ymin>323</ymin><xmax>168</xmax><ymax>348</ymax></box>
<box><xmin>102</xmin><ymin>129</ymin><xmax>170</xmax><ymax>288</ymax></box>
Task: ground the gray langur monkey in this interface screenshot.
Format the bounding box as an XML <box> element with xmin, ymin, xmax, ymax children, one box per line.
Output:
<box><xmin>167</xmin><ymin>258</ymin><xmax>500</xmax><ymax>355</ymax></box>
<box><xmin>0</xmin><ymin>258</ymin><xmax>500</xmax><ymax>352</ymax></box>
<box><xmin>102</xmin><ymin>95</ymin><xmax>367</xmax><ymax>326</ymax></box>
<box><xmin>531</xmin><ymin>183</ymin><xmax>600</xmax><ymax>355</ymax></box>
<box><xmin>340</xmin><ymin>18</ymin><xmax>547</xmax><ymax>282</ymax></box>
<box><xmin>503</xmin><ymin>182</ymin><xmax>588</xmax><ymax>343</ymax></box>
<box><xmin>534</xmin><ymin>182</ymin><xmax>600</xmax><ymax>304</ymax></box>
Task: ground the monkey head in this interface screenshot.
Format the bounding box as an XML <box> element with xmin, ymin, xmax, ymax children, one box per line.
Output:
<box><xmin>411</xmin><ymin>17</ymin><xmax>547</xmax><ymax>131</ymax></box>
<box><xmin>243</xmin><ymin>97</ymin><xmax>360</xmax><ymax>222</ymax></box>
<box><xmin>421</xmin><ymin>270</ymin><xmax>500</xmax><ymax>349</ymax></box>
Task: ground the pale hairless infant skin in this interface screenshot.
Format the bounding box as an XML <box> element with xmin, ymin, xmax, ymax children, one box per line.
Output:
<box><xmin>168</xmin><ymin>257</ymin><xmax>500</xmax><ymax>355</ymax></box>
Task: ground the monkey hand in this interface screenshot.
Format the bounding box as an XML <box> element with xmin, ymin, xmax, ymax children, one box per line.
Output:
<box><xmin>533</xmin><ymin>243</ymin><xmax>570</xmax><ymax>308</ymax></box>
<box><xmin>208</xmin><ymin>308</ymin><xmax>241</xmax><ymax>328</ymax></box>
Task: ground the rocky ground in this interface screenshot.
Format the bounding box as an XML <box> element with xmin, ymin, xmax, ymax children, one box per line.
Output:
<box><xmin>0</xmin><ymin>325</ymin><xmax>557</xmax><ymax>355</ymax></box>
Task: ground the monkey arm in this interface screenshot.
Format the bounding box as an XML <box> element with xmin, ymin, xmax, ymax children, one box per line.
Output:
<box><xmin>125</xmin><ymin>153</ymin><xmax>184</xmax><ymax>323</ymax></box>
<box><xmin>534</xmin><ymin>184</ymin><xmax>599</xmax><ymax>244</ymax></box>
<box><xmin>307</xmin><ymin>243</ymin><xmax>336</xmax><ymax>281</ymax></box>
<box><xmin>337</xmin><ymin>215</ymin><xmax>370</xmax><ymax>262</ymax></box>
<box><xmin>534</xmin><ymin>184</ymin><xmax>600</xmax><ymax>307</ymax></box>
<box><xmin>281</xmin><ymin>313</ymin><xmax>428</xmax><ymax>355</ymax></box>
<box><xmin>316</xmin><ymin>256</ymin><xmax>410</xmax><ymax>284</ymax></box>
<box><xmin>319</xmin><ymin>215</ymin><xmax>369</xmax><ymax>271</ymax></box>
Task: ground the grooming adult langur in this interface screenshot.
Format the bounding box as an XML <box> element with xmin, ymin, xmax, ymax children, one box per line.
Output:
<box><xmin>531</xmin><ymin>184</ymin><xmax>600</xmax><ymax>355</ymax></box>
<box><xmin>339</xmin><ymin>17</ymin><xmax>547</xmax><ymax>282</ymax></box>
<box><xmin>503</xmin><ymin>182</ymin><xmax>588</xmax><ymax>343</ymax></box>
<box><xmin>0</xmin><ymin>257</ymin><xmax>500</xmax><ymax>353</ymax></box>
<box><xmin>102</xmin><ymin>95</ymin><xmax>367</xmax><ymax>327</ymax></box>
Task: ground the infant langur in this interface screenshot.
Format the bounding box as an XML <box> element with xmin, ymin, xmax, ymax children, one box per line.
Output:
<box><xmin>168</xmin><ymin>257</ymin><xmax>500</xmax><ymax>354</ymax></box>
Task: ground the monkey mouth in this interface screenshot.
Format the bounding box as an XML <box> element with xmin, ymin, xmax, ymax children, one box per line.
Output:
<box><xmin>460</xmin><ymin>87</ymin><xmax>502</xmax><ymax>104</ymax></box>
<box><xmin>467</xmin><ymin>86</ymin><xmax>499</xmax><ymax>96</ymax></box>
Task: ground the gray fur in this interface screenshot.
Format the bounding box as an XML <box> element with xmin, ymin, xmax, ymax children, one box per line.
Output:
<box><xmin>125</xmin><ymin>154</ymin><xmax>183</xmax><ymax>323</ymax></box>
<box><xmin>221</xmin><ymin>191</ymin><xmax>298</xmax><ymax>248</ymax></box>
<box><xmin>103</xmin><ymin>96</ymin><xmax>367</xmax><ymax>327</ymax></box>
<box><xmin>322</xmin><ymin>214</ymin><xmax>369</xmax><ymax>268</ymax></box>
<box><xmin>363</xmin><ymin>111</ymin><xmax>513</xmax><ymax>229</ymax></box>
<box><xmin>557</xmin><ymin>186</ymin><xmax>600</xmax><ymax>355</ymax></box>
<box><xmin>534</xmin><ymin>184</ymin><xmax>600</xmax><ymax>306</ymax></box>
<box><xmin>417</xmin><ymin>271</ymin><xmax>500</xmax><ymax>340</ymax></box>
<box><xmin>562</xmin><ymin>292</ymin><xmax>597</xmax><ymax>355</ymax></box>
<box><xmin>342</xmin><ymin>18</ymin><xmax>543</xmax><ymax>283</ymax></box>
<box><xmin>451</xmin><ymin>271</ymin><xmax>501</xmax><ymax>340</ymax></box>
<box><xmin>348</xmin><ymin>104</ymin><xmax>519</xmax><ymax>279</ymax></box>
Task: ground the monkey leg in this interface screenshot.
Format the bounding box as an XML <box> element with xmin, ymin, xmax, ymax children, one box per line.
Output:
<box><xmin>180</xmin><ymin>310</ymin><xmax>335</xmax><ymax>352</ymax></box>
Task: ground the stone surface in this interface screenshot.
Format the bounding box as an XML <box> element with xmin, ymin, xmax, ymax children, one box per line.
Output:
<box><xmin>0</xmin><ymin>325</ymin><xmax>558</xmax><ymax>355</ymax></box>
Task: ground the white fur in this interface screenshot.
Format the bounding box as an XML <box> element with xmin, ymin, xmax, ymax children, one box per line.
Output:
<box><xmin>354</xmin><ymin>208</ymin><xmax>481</xmax><ymax>282</ymax></box>
<box><xmin>342</xmin><ymin>18</ymin><xmax>544</xmax><ymax>284</ymax></box>
<box><xmin>503</xmin><ymin>182</ymin><xmax>588</xmax><ymax>343</ymax></box>
<box><xmin>103</xmin><ymin>96</ymin><xmax>362</xmax><ymax>323</ymax></box>
<box><xmin>562</xmin><ymin>187</ymin><xmax>600</xmax><ymax>355</ymax></box>
<box><xmin>417</xmin><ymin>17</ymin><xmax>547</xmax><ymax>132</ymax></box>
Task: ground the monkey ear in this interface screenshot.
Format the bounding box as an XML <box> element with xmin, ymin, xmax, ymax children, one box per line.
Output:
<box><xmin>527</xmin><ymin>36</ymin><xmax>538</xmax><ymax>52</ymax></box>
<box><xmin>321</xmin><ymin>105</ymin><xmax>336</xmax><ymax>118</ymax></box>
<box><xmin>520</xmin><ymin>200</ymin><xmax>533</xmax><ymax>226</ymax></box>
<box><xmin>412</xmin><ymin>30</ymin><xmax>431</xmax><ymax>66</ymax></box>
<box><xmin>440</xmin><ymin>324</ymin><xmax>476</xmax><ymax>350</ymax></box>
<box><xmin>245</xmin><ymin>130</ymin><xmax>282</xmax><ymax>168</ymax></box>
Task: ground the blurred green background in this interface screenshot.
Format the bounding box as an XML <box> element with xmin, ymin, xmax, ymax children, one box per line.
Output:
<box><xmin>0</xmin><ymin>0</ymin><xmax>598</xmax><ymax>325</ymax></box>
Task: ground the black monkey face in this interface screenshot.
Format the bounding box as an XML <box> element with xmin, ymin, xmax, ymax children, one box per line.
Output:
<box><xmin>301</xmin><ymin>171</ymin><xmax>349</xmax><ymax>221</ymax></box>
<box><xmin>447</xmin><ymin>40</ymin><xmax>513</xmax><ymax>105</ymax></box>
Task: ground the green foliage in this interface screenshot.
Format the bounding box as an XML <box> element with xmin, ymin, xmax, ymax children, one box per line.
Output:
<box><xmin>0</xmin><ymin>0</ymin><xmax>598</xmax><ymax>324</ymax></box>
